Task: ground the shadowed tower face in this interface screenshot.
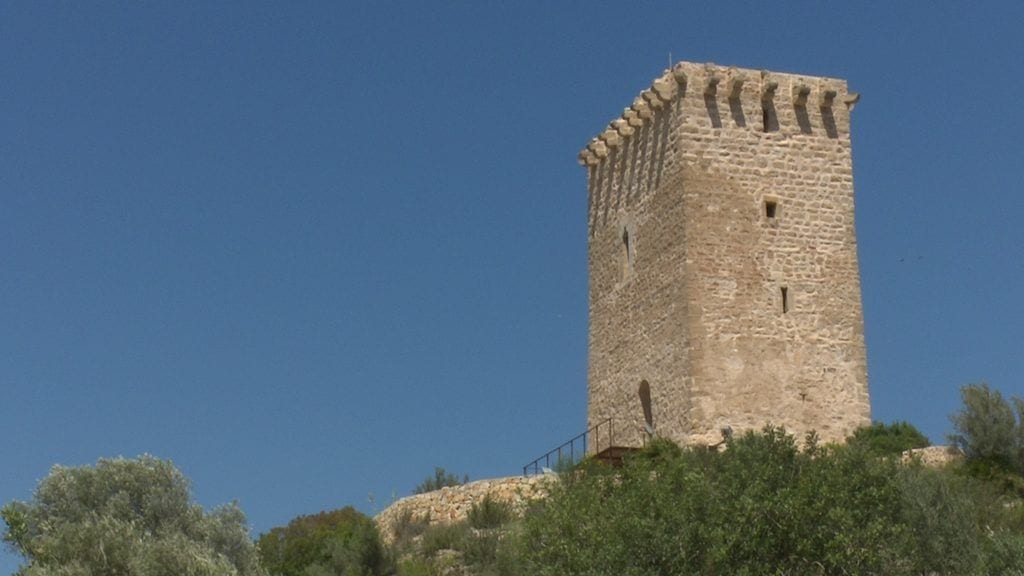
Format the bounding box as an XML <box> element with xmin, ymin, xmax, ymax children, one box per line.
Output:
<box><xmin>581</xmin><ymin>62</ymin><xmax>870</xmax><ymax>450</ymax></box>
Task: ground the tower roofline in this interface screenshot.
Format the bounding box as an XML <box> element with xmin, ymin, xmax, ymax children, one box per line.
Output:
<box><xmin>578</xmin><ymin>61</ymin><xmax>860</xmax><ymax>166</ymax></box>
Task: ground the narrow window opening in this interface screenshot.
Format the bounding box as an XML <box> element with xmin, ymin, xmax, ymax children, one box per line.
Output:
<box><xmin>638</xmin><ymin>380</ymin><xmax>654</xmax><ymax>436</ymax></box>
<box><xmin>765</xmin><ymin>199</ymin><xmax>778</xmax><ymax>219</ymax></box>
<box><xmin>781</xmin><ymin>286</ymin><xmax>789</xmax><ymax>314</ymax></box>
<box><xmin>621</xmin><ymin>228</ymin><xmax>633</xmax><ymax>278</ymax></box>
<box><xmin>761</xmin><ymin>101</ymin><xmax>778</xmax><ymax>132</ymax></box>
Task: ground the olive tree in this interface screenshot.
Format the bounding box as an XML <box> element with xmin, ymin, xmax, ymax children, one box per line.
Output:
<box><xmin>949</xmin><ymin>383</ymin><xmax>1024</xmax><ymax>474</ymax></box>
<box><xmin>1</xmin><ymin>455</ymin><xmax>265</xmax><ymax>576</ymax></box>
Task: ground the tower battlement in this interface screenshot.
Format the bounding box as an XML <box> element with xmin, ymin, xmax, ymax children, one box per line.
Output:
<box><xmin>579</xmin><ymin>62</ymin><xmax>860</xmax><ymax>167</ymax></box>
<box><xmin>583</xmin><ymin>61</ymin><xmax>870</xmax><ymax>449</ymax></box>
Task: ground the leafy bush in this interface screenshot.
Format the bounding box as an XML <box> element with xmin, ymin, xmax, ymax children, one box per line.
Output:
<box><xmin>983</xmin><ymin>530</ymin><xmax>1024</xmax><ymax>575</ymax></box>
<box><xmin>395</xmin><ymin>557</ymin><xmax>434</xmax><ymax>576</ymax></box>
<box><xmin>957</xmin><ymin>456</ymin><xmax>1024</xmax><ymax>497</ymax></box>
<box><xmin>517</xmin><ymin>427</ymin><xmax>1020</xmax><ymax>575</ymax></box>
<box><xmin>467</xmin><ymin>496</ymin><xmax>512</xmax><ymax>529</ymax></box>
<box><xmin>413</xmin><ymin>467</ymin><xmax>468</xmax><ymax>494</ymax></box>
<box><xmin>419</xmin><ymin>522</ymin><xmax>470</xmax><ymax>556</ymax></box>
<box><xmin>257</xmin><ymin>506</ymin><xmax>389</xmax><ymax>576</ymax></box>
<box><xmin>847</xmin><ymin>420</ymin><xmax>930</xmax><ymax>457</ymax></box>
<box><xmin>949</xmin><ymin>383</ymin><xmax>1024</xmax><ymax>475</ymax></box>
<box><xmin>897</xmin><ymin>464</ymin><xmax>987</xmax><ymax>574</ymax></box>
<box><xmin>391</xmin><ymin>509</ymin><xmax>429</xmax><ymax>552</ymax></box>
<box><xmin>460</xmin><ymin>531</ymin><xmax>501</xmax><ymax>567</ymax></box>
<box><xmin>414</xmin><ymin>520</ymin><xmax>517</xmax><ymax>576</ymax></box>
<box><xmin>0</xmin><ymin>455</ymin><xmax>264</xmax><ymax>576</ymax></box>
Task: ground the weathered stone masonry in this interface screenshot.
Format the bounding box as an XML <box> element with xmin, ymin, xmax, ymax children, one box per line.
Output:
<box><xmin>582</xmin><ymin>62</ymin><xmax>871</xmax><ymax>449</ymax></box>
<box><xmin>375</xmin><ymin>475</ymin><xmax>555</xmax><ymax>544</ymax></box>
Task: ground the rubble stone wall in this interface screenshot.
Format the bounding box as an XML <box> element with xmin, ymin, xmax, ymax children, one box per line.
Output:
<box><xmin>375</xmin><ymin>475</ymin><xmax>555</xmax><ymax>544</ymax></box>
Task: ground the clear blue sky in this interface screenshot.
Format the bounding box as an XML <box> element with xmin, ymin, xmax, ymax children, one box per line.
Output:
<box><xmin>2</xmin><ymin>2</ymin><xmax>1022</xmax><ymax>571</ymax></box>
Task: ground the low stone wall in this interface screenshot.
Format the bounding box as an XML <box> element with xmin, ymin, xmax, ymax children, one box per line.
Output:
<box><xmin>901</xmin><ymin>445</ymin><xmax>963</xmax><ymax>467</ymax></box>
<box><xmin>375</xmin><ymin>474</ymin><xmax>556</xmax><ymax>544</ymax></box>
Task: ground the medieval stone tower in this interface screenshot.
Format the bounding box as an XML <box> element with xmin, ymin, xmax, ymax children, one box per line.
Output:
<box><xmin>581</xmin><ymin>61</ymin><xmax>870</xmax><ymax>450</ymax></box>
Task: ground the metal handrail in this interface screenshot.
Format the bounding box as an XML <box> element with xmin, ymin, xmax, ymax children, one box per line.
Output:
<box><xmin>522</xmin><ymin>417</ymin><xmax>615</xmax><ymax>476</ymax></box>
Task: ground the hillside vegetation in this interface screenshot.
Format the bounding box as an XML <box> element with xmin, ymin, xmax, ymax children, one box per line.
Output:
<box><xmin>3</xmin><ymin>383</ymin><xmax>1023</xmax><ymax>575</ymax></box>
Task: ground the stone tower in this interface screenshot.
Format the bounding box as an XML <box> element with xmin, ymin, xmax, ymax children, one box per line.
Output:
<box><xmin>581</xmin><ymin>61</ymin><xmax>870</xmax><ymax>450</ymax></box>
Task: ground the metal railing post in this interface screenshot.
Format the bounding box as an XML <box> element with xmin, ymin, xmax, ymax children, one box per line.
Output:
<box><xmin>522</xmin><ymin>417</ymin><xmax>616</xmax><ymax>476</ymax></box>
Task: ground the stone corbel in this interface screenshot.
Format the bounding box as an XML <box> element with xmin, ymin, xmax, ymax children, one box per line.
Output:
<box><xmin>792</xmin><ymin>84</ymin><xmax>811</xmax><ymax>107</ymax></box>
<box><xmin>588</xmin><ymin>139</ymin><xmax>608</xmax><ymax>159</ymax></box>
<box><xmin>599</xmin><ymin>127</ymin><xmax>622</xmax><ymax>148</ymax></box>
<box><xmin>818</xmin><ymin>89</ymin><xmax>837</xmax><ymax>108</ymax></box>
<box><xmin>729</xmin><ymin>73</ymin><xmax>747</xmax><ymax>100</ymax></box>
<box><xmin>631</xmin><ymin>96</ymin><xmax>653</xmax><ymax>119</ymax></box>
<box><xmin>578</xmin><ymin>149</ymin><xmax>598</xmax><ymax>166</ymax></box>
<box><xmin>612</xmin><ymin>118</ymin><xmax>634</xmax><ymax>138</ymax></box>
<box><xmin>653</xmin><ymin>75</ymin><xmax>677</xmax><ymax>102</ymax></box>
<box><xmin>641</xmin><ymin>88</ymin><xmax>664</xmax><ymax>110</ymax></box>
<box><xmin>623</xmin><ymin>108</ymin><xmax>644</xmax><ymax>128</ymax></box>
<box><xmin>671</xmin><ymin>63</ymin><xmax>688</xmax><ymax>87</ymax></box>
<box><xmin>704</xmin><ymin>73</ymin><xmax>720</xmax><ymax>97</ymax></box>
<box><xmin>761</xmin><ymin>79</ymin><xmax>778</xmax><ymax>103</ymax></box>
<box><xmin>843</xmin><ymin>92</ymin><xmax>861</xmax><ymax>111</ymax></box>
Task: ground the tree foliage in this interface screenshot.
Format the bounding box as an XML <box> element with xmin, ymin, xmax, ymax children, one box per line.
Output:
<box><xmin>950</xmin><ymin>382</ymin><xmax>1024</xmax><ymax>475</ymax></box>
<box><xmin>256</xmin><ymin>507</ymin><xmax>389</xmax><ymax>576</ymax></box>
<box><xmin>514</xmin><ymin>427</ymin><xmax>1024</xmax><ymax>576</ymax></box>
<box><xmin>847</xmin><ymin>421</ymin><xmax>930</xmax><ymax>457</ymax></box>
<box><xmin>0</xmin><ymin>455</ymin><xmax>264</xmax><ymax>576</ymax></box>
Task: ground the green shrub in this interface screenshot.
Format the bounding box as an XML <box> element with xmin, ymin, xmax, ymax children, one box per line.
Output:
<box><xmin>949</xmin><ymin>383</ymin><xmax>1024</xmax><ymax>474</ymax></box>
<box><xmin>482</xmin><ymin>529</ymin><xmax>524</xmax><ymax>576</ymax></box>
<box><xmin>419</xmin><ymin>522</ymin><xmax>469</xmax><ymax>555</ymax></box>
<box><xmin>413</xmin><ymin>468</ymin><xmax>468</xmax><ymax>495</ymax></box>
<box><xmin>390</xmin><ymin>509</ymin><xmax>429</xmax><ymax>554</ymax></box>
<box><xmin>460</xmin><ymin>531</ymin><xmax>500</xmax><ymax>566</ymax></box>
<box><xmin>395</xmin><ymin>557</ymin><xmax>435</xmax><ymax>576</ymax></box>
<box><xmin>897</xmin><ymin>464</ymin><xmax>986</xmax><ymax>574</ymax></box>
<box><xmin>517</xmin><ymin>427</ymin><xmax>1014</xmax><ymax>575</ymax></box>
<box><xmin>630</xmin><ymin>435</ymin><xmax>684</xmax><ymax>464</ymax></box>
<box><xmin>984</xmin><ymin>531</ymin><xmax>1024</xmax><ymax>576</ymax></box>
<box><xmin>958</xmin><ymin>456</ymin><xmax>1024</xmax><ymax>497</ymax></box>
<box><xmin>416</xmin><ymin>521</ymin><xmax>519</xmax><ymax>576</ymax></box>
<box><xmin>467</xmin><ymin>496</ymin><xmax>512</xmax><ymax>529</ymax></box>
<box><xmin>847</xmin><ymin>421</ymin><xmax>930</xmax><ymax>457</ymax></box>
<box><xmin>257</xmin><ymin>506</ymin><xmax>389</xmax><ymax>576</ymax></box>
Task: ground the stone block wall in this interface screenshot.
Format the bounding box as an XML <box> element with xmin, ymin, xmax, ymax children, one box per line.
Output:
<box><xmin>582</xmin><ymin>62</ymin><xmax>871</xmax><ymax>448</ymax></box>
<box><xmin>374</xmin><ymin>475</ymin><xmax>555</xmax><ymax>544</ymax></box>
<box><xmin>901</xmin><ymin>445</ymin><xmax>963</xmax><ymax>467</ymax></box>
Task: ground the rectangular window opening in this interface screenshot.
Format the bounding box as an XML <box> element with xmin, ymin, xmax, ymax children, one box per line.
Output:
<box><xmin>622</xmin><ymin>228</ymin><xmax>633</xmax><ymax>279</ymax></box>
<box><xmin>765</xmin><ymin>200</ymin><xmax>778</xmax><ymax>219</ymax></box>
<box><xmin>781</xmin><ymin>286</ymin><xmax>789</xmax><ymax>314</ymax></box>
<box><xmin>762</xmin><ymin>103</ymin><xmax>777</xmax><ymax>132</ymax></box>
